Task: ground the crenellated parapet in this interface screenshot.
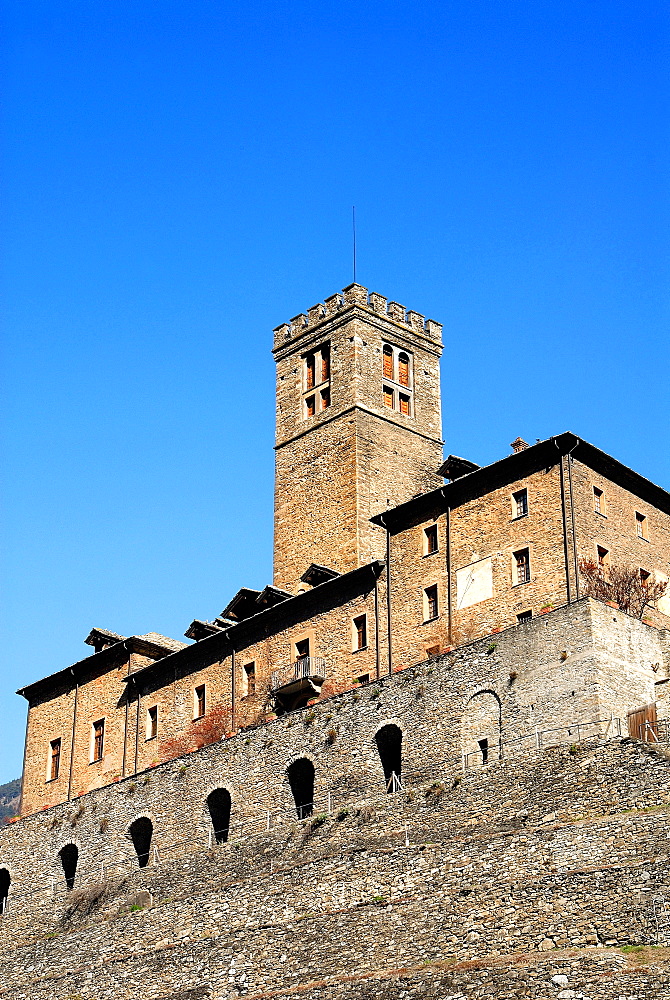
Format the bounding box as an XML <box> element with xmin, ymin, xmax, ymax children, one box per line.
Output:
<box><xmin>273</xmin><ymin>283</ymin><xmax>443</xmax><ymax>347</ymax></box>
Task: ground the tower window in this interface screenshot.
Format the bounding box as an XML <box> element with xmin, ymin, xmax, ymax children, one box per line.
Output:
<box><xmin>353</xmin><ymin>614</ymin><xmax>367</xmax><ymax>650</ymax></box>
<box><xmin>244</xmin><ymin>662</ymin><xmax>256</xmax><ymax>697</ymax></box>
<box><xmin>635</xmin><ymin>512</ymin><xmax>648</xmax><ymax>539</ymax></box>
<box><xmin>383</xmin><ymin>344</ymin><xmax>394</xmax><ymax>379</ymax></box>
<box><xmin>49</xmin><ymin>738</ymin><xmax>61</xmax><ymax>781</ymax></box>
<box><xmin>424</xmin><ymin>524</ymin><xmax>438</xmax><ymax>555</ymax></box>
<box><xmin>194</xmin><ymin>684</ymin><xmax>206</xmax><ymax>719</ymax></box>
<box><xmin>381</xmin><ymin>344</ymin><xmax>413</xmax><ymax>416</ymax></box>
<box><xmin>424</xmin><ymin>584</ymin><xmax>439</xmax><ymax>621</ymax></box>
<box><xmin>593</xmin><ymin>487</ymin><xmax>605</xmax><ymax>515</ymax></box>
<box><xmin>302</xmin><ymin>343</ymin><xmax>331</xmax><ymax>419</ymax></box>
<box><xmin>146</xmin><ymin>705</ymin><xmax>158</xmax><ymax>740</ymax></box>
<box><xmin>514</xmin><ymin>549</ymin><xmax>530</xmax><ymax>585</ymax></box>
<box><xmin>513</xmin><ymin>488</ymin><xmax>528</xmax><ymax>518</ymax></box>
<box><xmin>91</xmin><ymin>719</ymin><xmax>105</xmax><ymax>762</ymax></box>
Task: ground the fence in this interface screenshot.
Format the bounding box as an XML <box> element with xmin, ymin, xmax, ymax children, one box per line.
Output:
<box><xmin>0</xmin><ymin>712</ymin><xmax>667</xmax><ymax>924</ymax></box>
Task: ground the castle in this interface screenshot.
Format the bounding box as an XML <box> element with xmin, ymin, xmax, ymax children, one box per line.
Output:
<box><xmin>2</xmin><ymin>284</ymin><xmax>670</xmax><ymax>999</ymax></box>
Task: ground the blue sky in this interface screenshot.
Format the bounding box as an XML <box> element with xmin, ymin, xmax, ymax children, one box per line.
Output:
<box><xmin>1</xmin><ymin>0</ymin><xmax>668</xmax><ymax>783</ymax></box>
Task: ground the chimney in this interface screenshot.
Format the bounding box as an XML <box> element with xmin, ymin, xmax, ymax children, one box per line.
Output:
<box><xmin>510</xmin><ymin>437</ymin><xmax>530</xmax><ymax>454</ymax></box>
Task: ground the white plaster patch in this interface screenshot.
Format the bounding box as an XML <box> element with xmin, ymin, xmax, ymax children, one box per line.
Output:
<box><xmin>456</xmin><ymin>556</ymin><xmax>493</xmax><ymax>610</ymax></box>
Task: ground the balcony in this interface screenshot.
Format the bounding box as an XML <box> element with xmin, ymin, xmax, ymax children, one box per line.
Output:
<box><xmin>271</xmin><ymin>657</ymin><xmax>327</xmax><ymax>714</ymax></box>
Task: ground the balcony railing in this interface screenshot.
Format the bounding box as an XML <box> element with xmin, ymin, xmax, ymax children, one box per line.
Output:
<box><xmin>271</xmin><ymin>657</ymin><xmax>327</xmax><ymax>691</ymax></box>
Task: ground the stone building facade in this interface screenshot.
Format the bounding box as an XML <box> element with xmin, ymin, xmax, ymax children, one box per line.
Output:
<box><xmin>13</xmin><ymin>284</ymin><xmax>670</xmax><ymax>819</ymax></box>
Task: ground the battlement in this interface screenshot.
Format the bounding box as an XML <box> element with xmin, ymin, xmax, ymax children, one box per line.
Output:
<box><xmin>273</xmin><ymin>283</ymin><xmax>443</xmax><ymax>348</ymax></box>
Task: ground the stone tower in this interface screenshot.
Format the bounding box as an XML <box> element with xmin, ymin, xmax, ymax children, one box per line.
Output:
<box><xmin>272</xmin><ymin>283</ymin><xmax>444</xmax><ymax>593</ymax></box>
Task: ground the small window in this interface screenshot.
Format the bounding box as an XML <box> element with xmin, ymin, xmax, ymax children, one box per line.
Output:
<box><xmin>593</xmin><ymin>487</ymin><xmax>605</xmax><ymax>515</ymax></box>
<box><xmin>243</xmin><ymin>662</ymin><xmax>256</xmax><ymax>697</ymax></box>
<box><xmin>513</xmin><ymin>488</ymin><xmax>528</xmax><ymax>518</ymax></box>
<box><xmin>399</xmin><ymin>392</ymin><xmax>411</xmax><ymax>415</ymax></box>
<box><xmin>295</xmin><ymin>638</ymin><xmax>310</xmax><ymax>662</ymax></box>
<box><xmin>514</xmin><ymin>549</ymin><xmax>530</xmax><ymax>585</ymax></box>
<box><xmin>383</xmin><ymin>344</ymin><xmax>394</xmax><ymax>379</ymax></box>
<box><xmin>321</xmin><ymin>346</ymin><xmax>330</xmax><ymax>383</ymax></box>
<box><xmin>635</xmin><ymin>512</ymin><xmax>648</xmax><ymax>539</ymax></box>
<box><xmin>146</xmin><ymin>706</ymin><xmax>158</xmax><ymax>740</ymax></box>
<box><xmin>49</xmin><ymin>738</ymin><xmax>61</xmax><ymax>781</ymax></box>
<box><xmin>306</xmin><ymin>352</ymin><xmax>315</xmax><ymax>390</ymax></box>
<box><xmin>424</xmin><ymin>584</ymin><xmax>439</xmax><ymax>621</ymax></box>
<box><xmin>640</xmin><ymin>568</ymin><xmax>651</xmax><ymax>586</ymax></box>
<box><xmin>383</xmin><ymin>385</ymin><xmax>394</xmax><ymax>409</ymax></box>
<box><xmin>426</xmin><ymin>645</ymin><xmax>440</xmax><ymax>658</ymax></box>
<box><xmin>398</xmin><ymin>352</ymin><xmax>410</xmax><ymax>387</ymax></box>
<box><xmin>424</xmin><ymin>524</ymin><xmax>438</xmax><ymax>555</ymax></box>
<box><xmin>597</xmin><ymin>546</ymin><xmax>609</xmax><ymax>576</ymax></box>
<box><xmin>305</xmin><ymin>395</ymin><xmax>316</xmax><ymax>417</ymax></box>
<box><xmin>92</xmin><ymin>719</ymin><xmax>105</xmax><ymax>762</ymax></box>
<box><xmin>320</xmin><ymin>387</ymin><xmax>330</xmax><ymax>409</ymax></box>
<box><xmin>357</xmin><ymin>673</ymin><xmax>370</xmax><ymax>686</ymax></box>
<box><xmin>194</xmin><ymin>685</ymin><xmax>206</xmax><ymax>719</ymax></box>
<box><xmin>517</xmin><ymin>610</ymin><xmax>532</xmax><ymax>623</ymax></box>
<box><xmin>353</xmin><ymin>614</ymin><xmax>367</xmax><ymax>650</ymax></box>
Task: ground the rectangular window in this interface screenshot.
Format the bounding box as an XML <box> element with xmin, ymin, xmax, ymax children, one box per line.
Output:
<box><xmin>513</xmin><ymin>488</ymin><xmax>528</xmax><ymax>518</ymax></box>
<box><xmin>593</xmin><ymin>487</ymin><xmax>604</xmax><ymax>515</ymax></box>
<box><xmin>295</xmin><ymin>638</ymin><xmax>310</xmax><ymax>661</ymax></box>
<box><xmin>399</xmin><ymin>392</ymin><xmax>410</xmax><ymax>415</ymax></box>
<box><xmin>49</xmin><ymin>738</ymin><xmax>61</xmax><ymax>781</ymax></box>
<box><xmin>517</xmin><ymin>610</ymin><xmax>532</xmax><ymax>623</ymax></box>
<box><xmin>398</xmin><ymin>353</ymin><xmax>410</xmax><ymax>387</ymax></box>
<box><xmin>320</xmin><ymin>387</ymin><xmax>330</xmax><ymax>410</ymax></box>
<box><xmin>424</xmin><ymin>524</ymin><xmax>438</xmax><ymax>555</ymax></box>
<box><xmin>92</xmin><ymin>719</ymin><xmax>105</xmax><ymax>762</ymax></box>
<box><xmin>305</xmin><ymin>395</ymin><xmax>316</xmax><ymax>417</ymax></box>
<box><xmin>383</xmin><ymin>385</ymin><xmax>394</xmax><ymax>409</ymax></box>
<box><xmin>636</xmin><ymin>512</ymin><xmax>648</xmax><ymax>539</ymax></box>
<box><xmin>597</xmin><ymin>546</ymin><xmax>609</xmax><ymax>576</ymax></box>
<box><xmin>426</xmin><ymin>645</ymin><xmax>440</xmax><ymax>658</ymax></box>
<box><xmin>356</xmin><ymin>673</ymin><xmax>370</xmax><ymax>686</ymax></box>
<box><xmin>321</xmin><ymin>347</ymin><xmax>330</xmax><ymax>383</ymax></box>
<box><xmin>306</xmin><ymin>352</ymin><xmax>315</xmax><ymax>390</ymax></box>
<box><xmin>424</xmin><ymin>584</ymin><xmax>439</xmax><ymax>620</ymax></box>
<box><xmin>514</xmin><ymin>549</ymin><xmax>530</xmax><ymax>585</ymax></box>
<box><xmin>194</xmin><ymin>685</ymin><xmax>206</xmax><ymax>719</ymax></box>
<box><xmin>146</xmin><ymin>705</ymin><xmax>158</xmax><ymax>740</ymax></box>
<box><xmin>353</xmin><ymin>614</ymin><xmax>367</xmax><ymax>650</ymax></box>
<box><xmin>244</xmin><ymin>662</ymin><xmax>256</xmax><ymax>697</ymax></box>
<box><xmin>640</xmin><ymin>568</ymin><xmax>650</xmax><ymax>586</ymax></box>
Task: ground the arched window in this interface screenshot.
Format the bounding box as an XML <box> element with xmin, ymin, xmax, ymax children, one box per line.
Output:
<box><xmin>287</xmin><ymin>757</ymin><xmax>315</xmax><ymax>819</ymax></box>
<box><xmin>0</xmin><ymin>869</ymin><xmax>10</xmax><ymax>915</ymax></box>
<box><xmin>382</xmin><ymin>344</ymin><xmax>394</xmax><ymax>379</ymax></box>
<box><xmin>59</xmin><ymin>843</ymin><xmax>78</xmax><ymax>891</ymax></box>
<box><xmin>207</xmin><ymin>788</ymin><xmax>232</xmax><ymax>844</ymax></box>
<box><xmin>129</xmin><ymin>817</ymin><xmax>153</xmax><ymax>869</ymax></box>
<box><xmin>375</xmin><ymin>724</ymin><xmax>402</xmax><ymax>792</ymax></box>
<box><xmin>398</xmin><ymin>352</ymin><xmax>410</xmax><ymax>387</ymax></box>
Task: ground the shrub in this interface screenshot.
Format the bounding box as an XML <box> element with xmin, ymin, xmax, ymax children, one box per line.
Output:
<box><xmin>425</xmin><ymin>781</ymin><xmax>446</xmax><ymax>801</ymax></box>
<box><xmin>304</xmin><ymin>710</ymin><xmax>316</xmax><ymax>725</ymax></box>
<box><xmin>159</xmin><ymin>703</ymin><xmax>232</xmax><ymax>764</ymax></box>
<box><xmin>326</xmin><ymin>728</ymin><xmax>338</xmax><ymax>745</ymax></box>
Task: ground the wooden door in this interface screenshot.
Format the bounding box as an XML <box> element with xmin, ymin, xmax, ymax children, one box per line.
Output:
<box><xmin>627</xmin><ymin>703</ymin><xmax>658</xmax><ymax>742</ymax></box>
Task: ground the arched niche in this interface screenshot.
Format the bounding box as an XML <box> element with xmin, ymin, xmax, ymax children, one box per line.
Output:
<box><xmin>287</xmin><ymin>757</ymin><xmax>315</xmax><ymax>819</ymax></box>
<box><xmin>374</xmin><ymin>724</ymin><xmax>403</xmax><ymax>792</ymax></box>
<box><xmin>207</xmin><ymin>788</ymin><xmax>232</xmax><ymax>844</ymax></box>
<box><xmin>59</xmin><ymin>843</ymin><xmax>78</xmax><ymax>891</ymax></box>
<box><xmin>461</xmin><ymin>690</ymin><xmax>502</xmax><ymax>766</ymax></box>
<box><xmin>128</xmin><ymin>816</ymin><xmax>153</xmax><ymax>868</ymax></box>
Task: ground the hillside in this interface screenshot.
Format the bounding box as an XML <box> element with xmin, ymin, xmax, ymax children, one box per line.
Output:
<box><xmin>0</xmin><ymin>778</ymin><xmax>20</xmax><ymax>823</ymax></box>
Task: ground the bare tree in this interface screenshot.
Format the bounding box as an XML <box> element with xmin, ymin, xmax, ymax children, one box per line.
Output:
<box><xmin>579</xmin><ymin>559</ymin><xmax>667</xmax><ymax>619</ymax></box>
